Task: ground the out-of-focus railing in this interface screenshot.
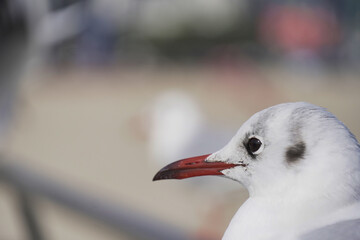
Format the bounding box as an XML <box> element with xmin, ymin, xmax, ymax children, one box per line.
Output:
<box><xmin>0</xmin><ymin>159</ymin><xmax>202</xmax><ymax>240</ymax></box>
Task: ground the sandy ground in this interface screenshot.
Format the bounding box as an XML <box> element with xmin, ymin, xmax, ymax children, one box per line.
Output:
<box><xmin>0</xmin><ymin>65</ymin><xmax>360</xmax><ymax>240</ymax></box>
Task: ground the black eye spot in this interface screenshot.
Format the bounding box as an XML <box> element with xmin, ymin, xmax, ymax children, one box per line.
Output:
<box><xmin>247</xmin><ymin>137</ymin><xmax>262</xmax><ymax>153</ymax></box>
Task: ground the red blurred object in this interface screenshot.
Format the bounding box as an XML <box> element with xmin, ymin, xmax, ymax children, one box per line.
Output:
<box><xmin>259</xmin><ymin>5</ymin><xmax>341</xmax><ymax>54</ymax></box>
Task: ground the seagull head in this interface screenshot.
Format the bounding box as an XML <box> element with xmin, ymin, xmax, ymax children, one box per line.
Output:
<box><xmin>153</xmin><ymin>102</ymin><xmax>360</xmax><ymax>201</ymax></box>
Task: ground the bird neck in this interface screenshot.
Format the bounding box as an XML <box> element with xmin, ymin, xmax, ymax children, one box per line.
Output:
<box><xmin>224</xmin><ymin>162</ymin><xmax>360</xmax><ymax>240</ymax></box>
<box><xmin>248</xmin><ymin>175</ymin><xmax>360</xmax><ymax>217</ymax></box>
<box><xmin>223</xmin><ymin>194</ymin><xmax>360</xmax><ymax>240</ymax></box>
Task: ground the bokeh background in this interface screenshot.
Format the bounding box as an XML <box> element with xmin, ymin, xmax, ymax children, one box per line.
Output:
<box><xmin>0</xmin><ymin>0</ymin><xmax>360</xmax><ymax>239</ymax></box>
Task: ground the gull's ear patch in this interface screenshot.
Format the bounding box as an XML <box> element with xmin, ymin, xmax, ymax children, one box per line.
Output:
<box><xmin>286</xmin><ymin>141</ymin><xmax>306</xmax><ymax>163</ymax></box>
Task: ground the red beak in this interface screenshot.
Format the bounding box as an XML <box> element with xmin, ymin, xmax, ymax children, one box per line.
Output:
<box><xmin>153</xmin><ymin>154</ymin><xmax>240</xmax><ymax>181</ymax></box>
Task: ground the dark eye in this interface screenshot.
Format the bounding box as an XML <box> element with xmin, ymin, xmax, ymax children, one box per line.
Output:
<box><xmin>247</xmin><ymin>137</ymin><xmax>262</xmax><ymax>153</ymax></box>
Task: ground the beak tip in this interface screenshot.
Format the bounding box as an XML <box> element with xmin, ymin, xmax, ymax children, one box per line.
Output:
<box><xmin>152</xmin><ymin>174</ymin><xmax>161</xmax><ymax>181</ymax></box>
<box><xmin>153</xmin><ymin>170</ymin><xmax>171</xmax><ymax>181</ymax></box>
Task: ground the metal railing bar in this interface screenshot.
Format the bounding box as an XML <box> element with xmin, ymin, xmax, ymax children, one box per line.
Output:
<box><xmin>18</xmin><ymin>191</ymin><xmax>45</xmax><ymax>240</ymax></box>
<box><xmin>0</xmin><ymin>160</ymin><xmax>201</xmax><ymax>240</ymax></box>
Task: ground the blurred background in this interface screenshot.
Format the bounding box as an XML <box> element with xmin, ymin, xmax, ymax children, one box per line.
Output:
<box><xmin>0</xmin><ymin>0</ymin><xmax>359</xmax><ymax>239</ymax></box>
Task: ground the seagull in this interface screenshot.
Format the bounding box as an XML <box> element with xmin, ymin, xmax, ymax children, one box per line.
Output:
<box><xmin>153</xmin><ymin>102</ymin><xmax>360</xmax><ymax>240</ymax></box>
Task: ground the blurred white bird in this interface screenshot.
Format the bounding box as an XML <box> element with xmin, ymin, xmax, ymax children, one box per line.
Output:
<box><xmin>148</xmin><ymin>91</ymin><xmax>204</xmax><ymax>165</ymax></box>
<box><xmin>154</xmin><ymin>102</ymin><xmax>360</xmax><ymax>240</ymax></box>
<box><xmin>144</xmin><ymin>91</ymin><xmax>233</xmax><ymax>167</ymax></box>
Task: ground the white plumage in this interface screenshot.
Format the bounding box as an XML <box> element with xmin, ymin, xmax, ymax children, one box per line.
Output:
<box><xmin>208</xmin><ymin>102</ymin><xmax>360</xmax><ymax>239</ymax></box>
